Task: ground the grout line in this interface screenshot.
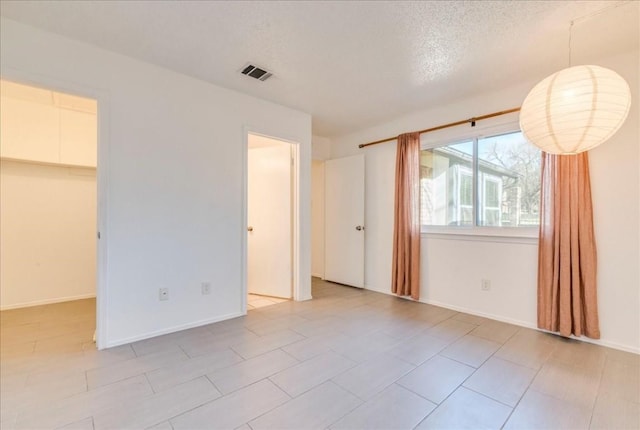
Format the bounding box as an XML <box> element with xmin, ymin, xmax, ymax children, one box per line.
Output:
<box><xmin>498</xmin><ymin>356</ymin><xmax>546</xmax><ymax>429</ymax></box>
<box><xmin>143</xmin><ymin>372</ymin><xmax>157</xmax><ymax>394</ymax></box>
<box><xmin>462</xmin><ymin>385</ymin><xmax>515</xmax><ymax>409</ymax></box>
<box><xmin>587</xmin><ymin>353</ymin><xmax>608</xmax><ymax>428</ymax></box>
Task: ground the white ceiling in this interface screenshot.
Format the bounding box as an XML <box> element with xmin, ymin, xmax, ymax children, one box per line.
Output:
<box><xmin>1</xmin><ymin>1</ymin><xmax>637</xmax><ymax>137</ymax></box>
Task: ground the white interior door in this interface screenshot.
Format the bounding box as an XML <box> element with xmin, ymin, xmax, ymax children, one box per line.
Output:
<box><xmin>247</xmin><ymin>138</ymin><xmax>292</xmax><ymax>299</ymax></box>
<box><xmin>325</xmin><ymin>154</ymin><xmax>365</xmax><ymax>287</ymax></box>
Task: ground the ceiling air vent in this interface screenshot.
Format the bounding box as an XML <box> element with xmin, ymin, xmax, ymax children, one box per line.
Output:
<box><xmin>240</xmin><ymin>64</ymin><xmax>273</xmax><ymax>81</ymax></box>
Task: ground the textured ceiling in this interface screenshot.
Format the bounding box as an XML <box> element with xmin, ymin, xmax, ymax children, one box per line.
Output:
<box><xmin>1</xmin><ymin>1</ymin><xmax>637</xmax><ymax>137</ymax></box>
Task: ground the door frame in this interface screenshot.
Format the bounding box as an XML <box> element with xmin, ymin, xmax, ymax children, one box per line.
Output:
<box><xmin>1</xmin><ymin>67</ymin><xmax>110</xmax><ymax>349</ymax></box>
<box><xmin>242</xmin><ymin>128</ymin><xmax>300</xmax><ymax>313</ymax></box>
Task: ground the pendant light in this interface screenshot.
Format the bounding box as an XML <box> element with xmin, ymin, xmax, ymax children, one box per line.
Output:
<box><xmin>520</xmin><ymin>20</ymin><xmax>631</xmax><ymax>155</ymax></box>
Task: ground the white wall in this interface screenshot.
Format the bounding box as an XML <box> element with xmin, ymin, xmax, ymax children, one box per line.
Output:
<box><xmin>0</xmin><ymin>160</ymin><xmax>97</xmax><ymax>309</ymax></box>
<box><xmin>331</xmin><ymin>47</ymin><xmax>640</xmax><ymax>353</ymax></box>
<box><xmin>0</xmin><ymin>18</ymin><xmax>312</xmax><ymax>348</ymax></box>
<box><xmin>312</xmin><ymin>135</ymin><xmax>331</xmax><ymax>161</ymax></box>
<box><xmin>311</xmin><ymin>135</ymin><xmax>330</xmax><ymax>279</ymax></box>
<box><xmin>311</xmin><ymin>160</ymin><xmax>325</xmax><ymax>278</ymax></box>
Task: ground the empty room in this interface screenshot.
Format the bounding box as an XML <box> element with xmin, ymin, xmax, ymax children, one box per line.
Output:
<box><xmin>0</xmin><ymin>1</ymin><xmax>638</xmax><ymax>430</ymax></box>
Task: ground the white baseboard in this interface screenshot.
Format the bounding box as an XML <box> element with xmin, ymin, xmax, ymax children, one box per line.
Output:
<box><xmin>423</xmin><ymin>299</ymin><xmax>640</xmax><ymax>355</ymax></box>
<box><xmin>311</xmin><ymin>272</ymin><xmax>324</xmax><ymax>279</ymax></box>
<box><xmin>103</xmin><ymin>311</ymin><xmax>244</xmax><ymax>349</ymax></box>
<box><xmin>363</xmin><ymin>285</ymin><xmax>640</xmax><ymax>355</ymax></box>
<box><xmin>1</xmin><ymin>293</ymin><xmax>96</xmax><ymax>311</ymax></box>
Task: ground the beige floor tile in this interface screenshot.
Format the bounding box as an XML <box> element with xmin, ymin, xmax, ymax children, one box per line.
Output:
<box><xmin>397</xmin><ymin>355</ymin><xmax>475</xmax><ymax>404</ymax></box>
<box><xmin>146</xmin><ymin>348</ymin><xmax>243</xmax><ymax>392</ymax></box>
<box><xmin>147</xmin><ymin>421</ymin><xmax>173</xmax><ymax>430</ymax></box>
<box><xmin>270</xmin><ymin>350</ymin><xmax>356</xmax><ymax>397</ymax></box>
<box><xmin>598</xmin><ymin>358</ymin><xmax>640</xmax><ymax>403</ymax></box>
<box><xmin>440</xmin><ymin>334</ymin><xmax>501</xmax><ymax>368</ymax></box>
<box><xmin>0</xmin><ymin>340</ymin><xmax>35</xmax><ymax>360</ymax></box>
<box><xmin>249</xmin><ymin>381</ymin><xmax>362</xmax><ymax>430</ymax></box>
<box><xmin>426</xmin><ymin>319</ymin><xmax>476</xmax><ymax>342</ymax></box>
<box><xmin>281</xmin><ymin>330</ymin><xmax>351</xmax><ymax>361</ymax></box>
<box><xmin>330</xmin><ymin>383</ymin><xmax>436</xmax><ymax>430</ymax></box>
<box><xmin>378</xmin><ymin>317</ymin><xmax>433</xmax><ymax>340</ymax></box>
<box><xmin>494</xmin><ymin>328</ymin><xmax>558</xmax><ymax>370</ymax></box>
<box><xmin>24</xmin><ymin>366</ymin><xmax>87</xmax><ymax>390</ymax></box>
<box><xmin>93</xmin><ymin>377</ymin><xmax>220</xmax><ymax>429</ymax></box>
<box><xmin>0</xmin><ymin>323</ymin><xmax>40</xmax><ymax>346</ymax></box>
<box><xmin>530</xmin><ymin>360</ymin><xmax>601</xmax><ymax>409</ymax></box>
<box><xmin>470</xmin><ymin>320</ymin><xmax>520</xmax><ymax>344</ymax></box>
<box><xmin>606</xmin><ymin>348</ymin><xmax>640</xmax><ymax>367</ymax></box>
<box><xmin>2</xmin><ymin>282</ymin><xmax>638</xmax><ymax>430</ymax></box>
<box><xmin>452</xmin><ymin>313</ymin><xmax>490</xmax><ymax>326</ymax></box>
<box><xmin>1</xmin><ymin>411</ymin><xmax>17</xmax><ymax>430</ymax></box>
<box><xmin>170</xmin><ymin>379</ymin><xmax>290</xmax><ymax>430</ymax></box>
<box><xmin>248</xmin><ymin>298</ymin><xmax>279</xmax><ymax>308</ymax></box>
<box><xmin>208</xmin><ymin>349</ymin><xmax>298</xmax><ymax>394</ymax></box>
<box><xmin>230</xmin><ymin>329</ymin><xmax>304</xmax><ymax>359</ymax></box>
<box><xmin>130</xmin><ymin>333</ymin><xmax>192</xmax><ymax>357</ymax></box>
<box><xmin>180</xmin><ymin>328</ymin><xmax>261</xmax><ymax>358</ymax></box>
<box><xmin>15</xmin><ymin>374</ymin><xmax>152</xmax><ymax>429</ymax></box>
<box><xmin>413</xmin><ymin>308</ymin><xmax>458</xmax><ymax>326</ymax></box>
<box><xmin>57</xmin><ymin>417</ymin><xmax>94</xmax><ymax>430</ymax></box>
<box><xmin>463</xmin><ymin>357</ymin><xmax>536</xmax><ymax>406</ymax></box>
<box><xmin>387</xmin><ymin>333</ymin><xmax>450</xmax><ymax>366</ymax></box>
<box><xmin>290</xmin><ymin>316</ymin><xmax>345</xmax><ymax>337</ymax></box>
<box><xmin>4</xmin><ymin>369</ymin><xmax>88</xmax><ymax>416</ymax></box>
<box><xmin>331</xmin><ymin>331</ymin><xmax>400</xmax><ymax>362</ymax></box>
<box><xmin>2</xmin><ymin>349</ymin><xmax>86</xmax><ymax>378</ymax></box>
<box><xmin>332</xmin><ymin>353</ymin><xmax>415</xmax><ymax>400</ymax></box>
<box><xmin>590</xmin><ymin>393</ymin><xmax>640</xmax><ymax>430</ymax></box>
<box><xmin>86</xmin><ymin>348</ymin><xmax>188</xmax><ymax>389</ymax></box>
<box><xmin>548</xmin><ymin>337</ymin><xmax>607</xmax><ymax>372</ymax></box>
<box><xmin>81</xmin><ymin>344</ymin><xmax>138</xmax><ymax>370</ymax></box>
<box><xmin>245</xmin><ymin>315</ymin><xmax>309</xmax><ymax>336</ymax></box>
<box><xmin>415</xmin><ymin>387</ymin><xmax>511</xmax><ymax>429</ymax></box>
<box><xmin>503</xmin><ymin>390</ymin><xmax>592</xmax><ymax>430</ymax></box>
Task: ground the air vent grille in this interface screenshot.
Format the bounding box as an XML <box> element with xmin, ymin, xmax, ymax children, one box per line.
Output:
<box><xmin>240</xmin><ymin>64</ymin><xmax>273</xmax><ymax>81</ymax></box>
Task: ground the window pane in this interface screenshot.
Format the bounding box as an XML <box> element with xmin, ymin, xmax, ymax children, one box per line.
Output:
<box><xmin>420</xmin><ymin>141</ymin><xmax>473</xmax><ymax>226</ymax></box>
<box><xmin>477</xmin><ymin>131</ymin><xmax>541</xmax><ymax>227</ymax></box>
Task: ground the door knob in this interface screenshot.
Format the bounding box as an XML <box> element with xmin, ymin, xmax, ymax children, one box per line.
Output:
<box><xmin>247</xmin><ymin>226</ymin><xmax>254</xmax><ymax>232</ymax></box>
<box><xmin>355</xmin><ymin>225</ymin><xmax>364</xmax><ymax>231</ymax></box>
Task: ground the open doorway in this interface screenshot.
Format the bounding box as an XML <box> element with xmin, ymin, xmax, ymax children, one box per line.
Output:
<box><xmin>0</xmin><ymin>79</ymin><xmax>99</xmax><ymax>349</ymax></box>
<box><xmin>246</xmin><ymin>133</ymin><xmax>296</xmax><ymax>310</ymax></box>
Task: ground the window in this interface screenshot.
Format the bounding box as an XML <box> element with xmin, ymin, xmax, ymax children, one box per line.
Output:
<box><xmin>420</xmin><ymin>131</ymin><xmax>541</xmax><ymax>230</ymax></box>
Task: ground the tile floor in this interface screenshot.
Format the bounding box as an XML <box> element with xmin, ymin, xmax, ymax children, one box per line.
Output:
<box><xmin>1</xmin><ymin>278</ymin><xmax>638</xmax><ymax>429</ymax></box>
<box><xmin>247</xmin><ymin>294</ymin><xmax>289</xmax><ymax>310</ymax></box>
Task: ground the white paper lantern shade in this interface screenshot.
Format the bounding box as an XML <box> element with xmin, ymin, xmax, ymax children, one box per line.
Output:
<box><xmin>520</xmin><ymin>65</ymin><xmax>631</xmax><ymax>154</ymax></box>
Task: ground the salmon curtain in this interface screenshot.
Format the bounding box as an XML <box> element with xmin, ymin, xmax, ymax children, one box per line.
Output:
<box><xmin>391</xmin><ymin>132</ymin><xmax>421</xmax><ymax>300</ymax></box>
<box><xmin>537</xmin><ymin>152</ymin><xmax>600</xmax><ymax>339</ymax></box>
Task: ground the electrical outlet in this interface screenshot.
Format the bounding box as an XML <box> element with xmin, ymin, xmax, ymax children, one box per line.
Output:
<box><xmin>481</xmin><ymin>279</ymin><xmax>491</xmax><ymax>291</ymax></box>
<box><xmin>201</xmin><ymin>282</ymin><xmax>212</xmax><ymax>295</ymax></box>
<box><xmin>159</xmin><ymin>288</ymin><xmax>169</xmax><ymax>301</ymax></box>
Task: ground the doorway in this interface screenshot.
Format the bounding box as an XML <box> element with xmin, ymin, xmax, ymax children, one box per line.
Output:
<box><xmin>0</xmin><ymin>79</ymin><xmax>100</xmax><ymax>347</ymax></box>
<box><xmin>246</xmin><ymin>133</ymin><xmax>296</xmax><ymax>310</ymax></box>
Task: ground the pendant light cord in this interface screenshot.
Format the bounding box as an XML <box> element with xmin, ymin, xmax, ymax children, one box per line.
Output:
<box><xmin>568</xmin><ymin>20</ymin><xmax>574</xmax><ymax>67</ymax></box>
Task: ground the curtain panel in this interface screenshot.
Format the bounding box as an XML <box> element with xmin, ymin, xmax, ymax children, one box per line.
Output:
<box><xmin>538</xmin><ymin>152</ymin><xmax>600</xmax><ymax>339</ymax></box>
<box><xmin>391</xmin><ymin>132</ymin><xmax>421</xmax><ymax>300</ymax></box>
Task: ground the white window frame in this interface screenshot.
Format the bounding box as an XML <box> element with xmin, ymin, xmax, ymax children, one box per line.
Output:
<box><xmin>420</xmin><ymin>117</ymin><xmax>538</xmax><ymax>242</ymax></box>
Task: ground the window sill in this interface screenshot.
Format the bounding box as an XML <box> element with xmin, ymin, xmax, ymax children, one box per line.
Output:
<box><xmin>421</xmin><ymin>227</ymin><xmax>538</xmax><ymax>245</ymax></box>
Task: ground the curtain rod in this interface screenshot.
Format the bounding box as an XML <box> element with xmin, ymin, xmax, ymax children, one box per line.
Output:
<box><xmin>358</xmin><ymin>107</ymin><xmax>521</xmax><ymax>149</ymax></box>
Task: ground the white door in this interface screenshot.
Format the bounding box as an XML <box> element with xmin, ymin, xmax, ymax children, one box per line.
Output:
<box><xmin>247</xmin><ymin>138</ymin><xmax>292</xmax><ymax>299</ymax></box>
<box><xmin>324</xmin><ymin>154</ymin><xmax>365</xmax><ymax>287</ymax></box>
